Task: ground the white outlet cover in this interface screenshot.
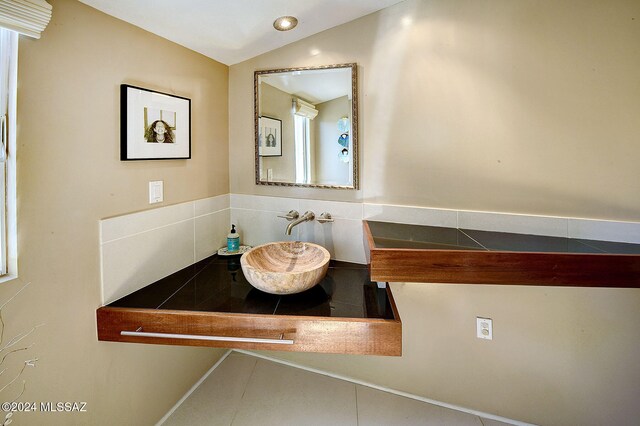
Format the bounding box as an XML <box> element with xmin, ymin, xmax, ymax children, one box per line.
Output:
<box><xmin>476</xmin><ymin>317</ymin><xmax>493</xmax><ymax>340</ymax></box>
<box><xmin>149</xmin><ymin>180</ymin><xmax>163</xmax><ymax>204</ymax></box>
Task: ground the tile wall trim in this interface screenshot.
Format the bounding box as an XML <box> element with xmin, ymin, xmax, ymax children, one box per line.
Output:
<box><xmin>232</xmin><ymin>350</ymin><xmax>531</xmax><ymax>426</ymax></box>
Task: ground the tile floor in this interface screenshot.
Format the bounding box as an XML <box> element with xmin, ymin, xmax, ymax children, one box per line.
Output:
<box><xmin>163</xmin><ymin>352</ymin><xmax>514</xmax><ymax>426</ymax></box>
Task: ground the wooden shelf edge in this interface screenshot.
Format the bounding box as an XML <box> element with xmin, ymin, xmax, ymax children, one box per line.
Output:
<box><xmin>363</xmin><ymin>220</ymin><xmax>640</xmax><ymax>288</ymax></box>
<box><xmin>97</xmin><ymin>306</ymin><xmax>402</xmax><ymax>356</ymax></box>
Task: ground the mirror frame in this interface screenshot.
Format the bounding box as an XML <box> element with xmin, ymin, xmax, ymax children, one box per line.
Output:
<box><xmin>254</xmin><ymin>63</ymin><xmax>359</xmax><ymax>190</ymax></box>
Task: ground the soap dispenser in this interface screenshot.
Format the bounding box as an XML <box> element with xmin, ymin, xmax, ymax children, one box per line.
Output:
<box><xmin>227</xmin><ymin>224</ymin><xmax>240</xmax><ymax>253</ymax></box>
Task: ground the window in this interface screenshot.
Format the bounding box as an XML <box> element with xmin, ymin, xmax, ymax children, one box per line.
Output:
<box><xmin>0</xmin><ymin>0</ymin><xmax>51</xmax><ymax>280</ymax></box>
<box><xmin>292</xmin><ymin>97</ymin><xmax>317</xmax><ymax>185</ymax></box>
<box><xmin>0</xmin><ymin>27</ymin><xmax>17</xmax><ymax>278</ymax></box>
<box><xmin>294</xmin><ymin>114</ymin><xmax>311</xmax><ymax>184</ymax></box>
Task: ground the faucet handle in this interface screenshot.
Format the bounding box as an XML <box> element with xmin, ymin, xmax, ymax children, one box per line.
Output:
<box><xmin>278</xmin><ymin>210</ymin><xmax>299</xmax><ymax>221</ymax></box>
<box><xmin>317</xmin><ymin>212</ymin><xmax>334</xmax><ymax>223</ymax></box>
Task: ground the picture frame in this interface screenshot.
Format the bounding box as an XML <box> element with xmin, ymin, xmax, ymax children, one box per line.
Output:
<box><xmin>258</xmin><ymin>116</ymin><xmax>282</xmax><ymax>157</ymax></box>
<box><xmin>120</xmin><ymin>84</ymin><xmax>191</xmax><ymax>160</ymax></box>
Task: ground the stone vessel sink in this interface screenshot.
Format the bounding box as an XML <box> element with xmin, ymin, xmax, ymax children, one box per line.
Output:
<box><xmin>240</xmin><ymin>241</ymin><xmax>331</xmax><ymax>295</ymax></box>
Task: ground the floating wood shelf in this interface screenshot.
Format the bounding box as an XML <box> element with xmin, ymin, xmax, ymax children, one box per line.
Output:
<box><xmin>97</xmin><ymin>257</ymin><xmax>402</xmax><ymax>356</ymax></box>
<box><xmin>364</xmin><ymin>220</ymin><xmax>640</xmax><ymax>288</ymax></box>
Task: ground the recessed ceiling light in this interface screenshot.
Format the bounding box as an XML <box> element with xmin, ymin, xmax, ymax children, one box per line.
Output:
<box><xmin>273</xmin><ymin>16</ymin><xmax>298</xmax><ymax>31</ymax></box>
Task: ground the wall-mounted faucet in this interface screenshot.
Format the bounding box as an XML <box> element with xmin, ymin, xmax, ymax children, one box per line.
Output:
<box><xmin>285</xmin><ymin>211</ymin><xmax>315</xmax><ymax>235</ymax></box>
<box><xmin>317</xmin><ymin>212</ymin><xmax>334</xmax><ymax>223</ymax></box>
<box><xmin>278</xmin><ymin>210</ymin><xmax>299</xmax><ymax>221</ymax></box>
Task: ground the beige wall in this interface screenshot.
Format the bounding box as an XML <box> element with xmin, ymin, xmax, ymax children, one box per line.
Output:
<box><xmin>230</xmin><ymin>0</ymin><xmax>640</xmax><ymax>221</ymax></box>
<box><xmin>1</xmin><ymin>0</ymin><xmax>637</xmax><ymax>424</ymax></box>
<box><xmin>229</xmin><ymin>1</ymin><xmax>640</xmax><ymax>425</ymax></box>
<box><xmin>314</xmin><ymin>95</ymin><xmax>351</xmax><ymax>185</ymax></box>
<box><xmin>0</xmin><ymin>0</ymin><xmax>228</xmax><ymax>424</ymax></box>
<box><xmin>262</xmin><ymin>284</ymin><xmax>640</xmax><ymax>425</ymax></box>
<box><xmin>259</xmin><ymin>82</ymin><xmax>295</xmax><ymax>182</ymax></box>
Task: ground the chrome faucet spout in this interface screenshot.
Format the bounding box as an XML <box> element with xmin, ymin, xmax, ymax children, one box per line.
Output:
<box><xmin>285</xmin><ymin>211</ymin><xmax>315</xmax><ymax>235</ymax></box>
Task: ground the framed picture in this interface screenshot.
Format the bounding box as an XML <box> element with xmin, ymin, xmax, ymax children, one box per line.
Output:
<box><xmin>258</xmin><ymin>116</ymin><xmax>282</xmax><ymax>157</ymax></box>
<box><xmin>121</xmin><ymin>84</ymin><xmax>191</xmax><ymax>160</ymax></box>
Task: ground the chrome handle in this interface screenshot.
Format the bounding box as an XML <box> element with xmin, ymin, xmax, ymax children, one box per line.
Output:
<box><xmin>121</xmin><ymin>330</ymin><xmax>294</xmax><ymax>345</ymax></box>
<box><xmin>301</xmin><ymin>211</ymin><xmax>315</xmax><ymax>221</ymax></box>
<box><xmin>277</xmin><ymin>210</ymin><xmax>300</xmax><ymax>221</ymax></box>
<box><xmin>317</xmin><ymin>212</ymin><xmax>334</xmax><ymax>223</ymax></box>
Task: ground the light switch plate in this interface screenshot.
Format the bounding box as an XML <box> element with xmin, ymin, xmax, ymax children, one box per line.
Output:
<box><xmin>149</xmin><ymin>181</ymin><xmax>163</xmax><ymax>204</ymax></box>
<box><xmin>477</xmin><ymin>317</ymin><xmax>493</xmax><ymax>340</ymax></box>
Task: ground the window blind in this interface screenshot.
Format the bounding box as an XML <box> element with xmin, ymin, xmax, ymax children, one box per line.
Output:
<box><xmin>0</xmin><ymin>0</ymin><xmax>51</xmax><ymax>39</ymax></box>
<box><xmin>293</xmin><ymin>98</ymin><xmax>318</xmax><ymax>120</ymax></box>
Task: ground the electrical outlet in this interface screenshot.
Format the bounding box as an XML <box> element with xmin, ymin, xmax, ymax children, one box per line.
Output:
<box><xmin>477</xmin><ymin>317</ymin><xmax>493</xmax><ymax>340</ymax></box>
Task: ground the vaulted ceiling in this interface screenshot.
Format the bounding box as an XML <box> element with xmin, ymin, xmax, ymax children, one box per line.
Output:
<box><xmin>79</xmin><ymin>0</ymin><xmax>405</xmax><ymax>65</ymax></box>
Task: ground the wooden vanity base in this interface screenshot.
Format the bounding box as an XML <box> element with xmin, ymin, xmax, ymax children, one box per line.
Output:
<box><xmin>97</xmin><ymin>301</ymin><xmax>401</xmax><ymax>356</ymax></box>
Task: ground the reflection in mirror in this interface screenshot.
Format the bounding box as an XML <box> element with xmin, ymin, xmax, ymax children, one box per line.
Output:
<box><xmin>254</xmin><ymin>63</ymin><xmax>358</xmax><ymax>189</ymax></box>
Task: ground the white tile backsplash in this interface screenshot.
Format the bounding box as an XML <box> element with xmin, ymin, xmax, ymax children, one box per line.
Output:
<box><xmin>458</xmin><ymin>210</ymin><xmax>569</xmax><ymax>238</ymax></box>
<box><xmin>231</xmin><ymin>208</ymin><xmax>299</xmax><ymax>246</ymax></box>
<box><xmin>101</xmin><ymin>202</ymin><xmax>194</xmax><ymax>243</ymax></box>
<box><xmin>231</xmin><ymin>194</ymin><xmax>640</xmax><ymax>264</ymax></box>
<box><xmin>195</xmin><ymin>194</ymin><xmax>230</xmax><ymax>217</ymax></box>
<box><xmin>298</xmin><ymin>199</ymin><xmax>363</xmax><ymax>220</ymax></box>
<box><xmin>100</xmin><ymin>195</ymin><xmax>230</xmax><ymax>304</ymax></box>
<box><xmin>230</xmin><ymin>194</ymin><xmax>299</xmax><ymax>213</ymax></box>
<box><xmin>195</xmin><ymin>209</ymin><xmax>231</xmax><ymax>262</ymax></box>
<box><xmin>101</xmin><ymin>193</ymin><xmax>640</xmax><ymax>305</ymax></box>
<box><xmin>298</xmin><ymin>218</ymin><xmax>366</xmax><ymax>264</ymax></box>
<box><xmin>101</xmin><ymin>220</ymin><xmax>195</xmax><ymax>304</ymax></box>
<box><xmin>232</xmin><ymin>197</ymin><xmax>367</xmax><ymax>264</ymax></box>
<box><xmin>568</xmin><ymin>218</ymin><xmax>640</xmax><ymax>244</ymax></box>
<box><xmin>363</xmin><ymin>203</ymin><xmax>457</xmax><ymax>228</ymax></box>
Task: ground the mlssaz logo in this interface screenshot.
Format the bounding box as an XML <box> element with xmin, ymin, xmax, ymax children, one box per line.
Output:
<box><xmin>39</xmin><ymin>402</ymin><xmax>88</xmax><ymax>412</ymax></box>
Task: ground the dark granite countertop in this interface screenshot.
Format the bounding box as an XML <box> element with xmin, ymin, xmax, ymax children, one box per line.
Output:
<box><xmin>367</xmin><ymin>221</ymin><xmax>640</xmax><ymax>255</ymax></box>
<box><xmin>108</xmin><ymin>255</ymin><xmax>394</xmax><ymax>320</ymax></box>
<box><xmin>365</xmin><ymin>220</ymin><xmax>640</xmax><ymax>287</ymax></box>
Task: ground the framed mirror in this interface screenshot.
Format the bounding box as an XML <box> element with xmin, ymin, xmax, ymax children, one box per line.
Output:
<box><xmin>254</xmin><ymin>63</ymin><xmax>358</xmax><ymax>189</ymax></box>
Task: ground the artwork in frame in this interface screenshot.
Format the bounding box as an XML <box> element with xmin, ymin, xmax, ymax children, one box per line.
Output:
<box><xmin>258</xmin><ymin>116</ymin><xmax>282</xmax><ymax>157</ymax></box>
<box><xmin>120</xmin><ymin>84</ymin><xmax>191</xmax><ymax>160</ymax></box>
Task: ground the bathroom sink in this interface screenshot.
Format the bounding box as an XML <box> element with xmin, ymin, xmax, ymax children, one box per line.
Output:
<box><xmin>240</xmin><ymin>241</ymin><xmax>330</xmax><ymax>295</ymax></box>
